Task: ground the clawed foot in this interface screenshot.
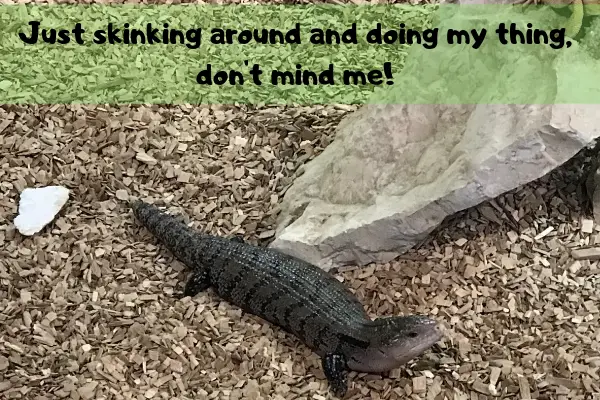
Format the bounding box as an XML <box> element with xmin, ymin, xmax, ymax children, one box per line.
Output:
<box><xmin>323</xmin><ymin>353</ymin><xmax>348</xmax><ymax>398</ymax></box>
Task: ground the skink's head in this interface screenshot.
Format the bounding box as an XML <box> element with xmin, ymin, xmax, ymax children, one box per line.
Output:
<box><xmin>376</xmin><ymin>315</ymin><xmax>442</xmax><ymax>362</ymax></box>
<box><xmin>347</xmin><ymin>315</ymin><xmax>443</xmax><ymax>373</ymax></box>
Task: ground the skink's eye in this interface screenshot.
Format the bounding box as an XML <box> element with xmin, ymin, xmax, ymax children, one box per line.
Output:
<box><xmin>408</xmin><ymin>332</ymin><xmax>419</xmax><ymax>338</ymax></box>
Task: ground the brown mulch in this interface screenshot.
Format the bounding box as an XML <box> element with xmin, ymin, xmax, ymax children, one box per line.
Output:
<box><xmin>1</xmin><ymin>103</ymin><xmax>600</xmax><ymax>400</ymax></box>
<box><xmin>1</xmin><ymin>1</ymin><xmax>599</xmax><ymax>399</ymax></box>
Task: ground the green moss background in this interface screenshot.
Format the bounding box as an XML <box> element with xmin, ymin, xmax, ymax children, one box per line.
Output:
<box><xmin>0</xmin><ymin>4</ymin><xmax>594</xmax><ymax>104</ymax></box>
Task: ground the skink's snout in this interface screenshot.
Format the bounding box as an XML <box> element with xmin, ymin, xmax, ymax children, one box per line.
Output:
<box><xmin>431</xmin><ymin>321</ymin><xmax>444</xmax><ymax>340</ymax></box>
<box><xmin>349</xmin><ymin>314</ymin><xmax>444</xmax><ymax>373</ymax></box>
<box><xmin>404</xmin><ymin>314</ymin><xmax>439</xmax><ymax>327</ymax></box>
<box><xmin>404</xmin><ymin>315</ymin><xmax>443</xmax><ymax>342</ymax></box>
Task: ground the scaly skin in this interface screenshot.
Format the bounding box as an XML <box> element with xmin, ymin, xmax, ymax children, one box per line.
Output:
<box><xmin>131</xmin><ymin>200</ymin><xmax>443</xmax><ymax>397</ymax></box>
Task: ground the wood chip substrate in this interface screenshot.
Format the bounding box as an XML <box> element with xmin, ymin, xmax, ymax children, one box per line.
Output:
<box><xmin>2</xmin><ymin>104</ymin><xmax>599</xmax><ymax>399</ymax></box>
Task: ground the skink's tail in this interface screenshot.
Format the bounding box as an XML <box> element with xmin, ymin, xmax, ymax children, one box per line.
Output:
<box><xmin>130</xmin><ymin>199</ymin><xmax>153</xmax><ymax>222</ymax></box>
<box><xmin>131</xmin><ymin>200</ymin><xmax>203</xmax><ymax>269</ymax></box>
<box><xmin>131</xmin><ymin>199</ymin><xmax>180</xmax><ymax>242</ymax></box>
<box><xmin>131</xmin><ymin>199</ymin><xmax>170</xmax><ymax>233</ymax></box>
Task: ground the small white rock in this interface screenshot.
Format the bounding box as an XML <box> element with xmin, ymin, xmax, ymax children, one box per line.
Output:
<box><xmin>13</xmin><ymin>186</ymin><xmax>70</xmax><ymax>236</ymax></box>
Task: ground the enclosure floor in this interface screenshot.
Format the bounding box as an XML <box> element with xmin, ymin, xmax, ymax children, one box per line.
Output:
<box><xmin>1</xmin><ymin>104</ymin><xmax>599</xmax><ymax>400</ymax></box>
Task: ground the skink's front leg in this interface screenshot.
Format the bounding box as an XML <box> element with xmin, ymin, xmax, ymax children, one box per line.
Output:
<box><xmin>181</xmin><ymin>267</ymin><xmax>210</xmax><ymax>298</ymax></box>
<box><xmin>322</xmin><ymin>353</ymin><xmax>348</xmax><ymax>398</ymax></box>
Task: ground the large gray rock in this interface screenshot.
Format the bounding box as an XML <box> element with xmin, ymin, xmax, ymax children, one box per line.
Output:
<box><xmin>270</xmin><ymin>5</ymin><xmax>600</xmax><ymax>270</ymax></box>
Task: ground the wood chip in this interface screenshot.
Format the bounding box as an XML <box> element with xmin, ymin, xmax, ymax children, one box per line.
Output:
<box><xmin>571</xmin><ymin>247</ymin><xmax>600</xmax><ymax>260</ymax></box>
<box><xmin>177</xmin><ymin>171</ymin><xmax>192</xmax><ymax>183</ymax></box>
<box><xmin>534</xmin><ymin>226</ymin><xmax>554</xmax><ymax>240</ymax></box>
<box><xmin>518</xmin><ymin>376</ymin><xmax>531</xmax><ymax>399</ymax></box>
<box><xmin>581</xmin><ymin>218</ymin><xmax>594</xmax><ymax>234</ymax></box>
<box><xmin>77</xmin><ymin>381</ymin><xmax>98</xmax><ymax>400</ymax></box>
<box><xmin>136</xmin><ymin>151</ymin><xmax>158</xmax><ymax>165</ymax></box>
<box><xmin>412</xmin><ymin>376</ymin><xmax>427</xmax><ymax>394</ymax></box>
<box><xmin>455</xmin><ymin>238</ymin><xmax>467</xmax><ymax>246</ymax></box>
<box><xmin>20</xmin><ymin>289</ymin><xmax>32</xmax><ymax>303</ymax></box>
<box><xmin>115</xmin><ymin>189</ymin><xmax>129</xmax><ymax>201</ymax></box>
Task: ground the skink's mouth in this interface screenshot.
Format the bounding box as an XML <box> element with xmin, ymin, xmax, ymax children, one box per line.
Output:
<box><xmin>348</xmin><ymin>315</ymin><xmax>444</xmax><ymax>373</ymax></box>
<box><xmin>348</xmin><ymin>326</ymin><xmax>443</xmax><ymax>373</ymax></box>
<box><xmin>396</xmin><ymin>330</ymin><xmax>442</xmax><ymax>363</ymax></box>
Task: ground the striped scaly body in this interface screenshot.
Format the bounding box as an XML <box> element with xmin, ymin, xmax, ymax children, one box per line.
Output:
<box><xmin>131</xmin><ymin>200</ymin><xmax>442</xmax><ymax>397</ymax></box>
